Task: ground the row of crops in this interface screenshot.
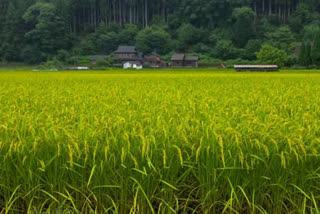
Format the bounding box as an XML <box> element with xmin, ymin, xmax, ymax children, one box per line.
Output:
<box><xmin>0</xmin><ymin>70</ymin><xmax>320</xmax><ymax>213</ymax></box>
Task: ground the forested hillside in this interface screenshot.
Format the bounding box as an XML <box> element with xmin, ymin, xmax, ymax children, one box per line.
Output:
<box><xmin>0</xmin><ymin>0</ymin><xmax>319</xmax><ymax>66</ymax></box>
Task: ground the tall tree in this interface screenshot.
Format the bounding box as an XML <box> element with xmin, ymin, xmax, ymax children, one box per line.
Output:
<box><xmin>311</xmin><ymin>32</ymin><xmax>320</xmax><ymax>66</ymax></box>
<box><xmin>299</xmin><ymin>41</ymin><xmax>312</xmax><ymax>66</ymax></box>
<box><xmin>0</xmin><ymin>1</ymin><xmax>25</xmax><ymax>61</ymax></box>
<box><xmin>23</xmin><ymin>2</ymin><xmax>69</xmax><ymax>58</ymax></box>
<box><xmin>232</xmin><ymin>7</ymin><xmax>256</xmax><ymax>48</ymax></box>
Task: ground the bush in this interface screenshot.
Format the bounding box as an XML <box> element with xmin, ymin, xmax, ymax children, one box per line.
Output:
<box><xmin>44</xmin><ymin>57</ymin><xmax>64</xmax><ymax>70</ymax></box>
<box><xmin>286</xmin><ymin>55</ymin><xmax>298</xmax><ymax>67</ymax></box>
<box><xmin>77</xmin><ymin>56</ymin><xmax>92</xmax><ymax>66</ymax></box>
<box><xmin>211</xmin><ymin>40</ymin><xmax>238</xmax><ymax>60</ymax></box>
<box><xmin>56</xmin><ymin>50</ymin><xmax>70</xmax><ymax>63</ymax></box>
<box><xmin>96</xmin><ymin>58</ymin><xmax>109</xmax><ymax>67</ymax></box>
<box><xmin>256</xmin><ymin>44</ymin><xmax>288</xmax><ymax>67</ymax></box>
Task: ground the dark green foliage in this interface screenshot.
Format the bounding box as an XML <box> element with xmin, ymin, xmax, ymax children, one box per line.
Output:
<box><xmin>56</xmin><ymin>50</ymin><xmax>70</xmax><ymax>63</ymax></box>
<box><xmin>0</xmin><ymin>1</ymin><xmax>25</xmax><ymax>61</ymax></box>
<box><xmin>21</xmin><ymin>45</ymin><xmax>45</xmax><ymax>64</ymax></box>
<box><xmin>177</xmin><ymin>23</ymin><xmax>202</xmax><ymax>51</ymax></box>
<box><xmin>288</xmin><ymin>3</ymin><xmax>320</xmax><ymax>34</ymax></box>
<box><xmin>118</xmin><ymin>24</ymin><xmax>139</xmax><ymax>45</ymax></box>
<box><xmin>265</xmin><ymin>26</ymin><xmax>296</xmax><ymax>54</ymax></box>
<box><xmin>232</xmin><ymin>7</ymin><xmax>256</xmax><ymax>48</ymax></box>
<box><xmin>211</xmin><ymin>40</ymin><xmax>237</xmax><ymax>60</ymax></box>
<box><xmin>299</xmin><ymin>42</ymin><xmax>312</xmax><ymax>66</ymax></box>
<box><xmin>0</xmin><ymin>0</ymin><xmax>318</xmax><ymax>67</ymax></box>
<box><xmin>23</xmin><ymin>2</ymin><xmax>69</xmax><ymax>59</ymax></box>
<box><xmin>135</xmin><ymin>26</ymin><xmax>171</xmax><ymax>54</ymax></box>
<box><xmin>242</xmin><ymin>39</ymin><xmax>263</xmax><ymax>60</ymax></box>
<box><xmin>311</xmin><ymin>32</ymin><xmax>320</xmax><ymax>66</ymax></box>
<box><xmin>96</xmin><ymin>58</ymin><xmax>110</xmax><ymax>67</ymax></box>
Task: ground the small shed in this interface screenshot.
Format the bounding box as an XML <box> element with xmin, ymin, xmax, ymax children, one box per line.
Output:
<box><xmin>171</xmin><ymin>54</ymin><xmax>199</xmax><ymax>68</ymax></box>
<box><xmin>184</xmin><ymin>56</ymin><xmax>199</xmax><ymax>68</ymax></box>
<box><xmin>171</xmin><ymin>54</ymin><xmax>185</xmax><ymax>67</ymax></box>
<box><xmin>234</xmin><ymin>65</ymin><xmax>279</xmax><ymax>72</ymax></box>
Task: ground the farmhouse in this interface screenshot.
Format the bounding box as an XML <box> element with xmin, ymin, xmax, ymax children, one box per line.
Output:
<box><xmin>171</xmin><ymin>54</ymin><xmax>199</xmax><ymax>68</ymax></box>
<box><xmin>114</xmin><ymin>46</ymin><xmax>144</xmax><ymax>65</ymax></box>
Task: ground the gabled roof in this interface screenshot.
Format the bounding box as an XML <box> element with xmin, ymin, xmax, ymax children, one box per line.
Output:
<box><xmin>91</xmin><ymin>55</ymin><xmax>110</xmax><ymax>61</ymax></box>
<box><xmin>115</xmin><ymin>46</ymin><xmax>137</xmax><ymax>53</ymax></box>
<box><xmin>171</xmin><ymin>54</ymin><xmax>185</xmax><ymax>61</ymax></box>
<box><xmin>185</xmin><ymin>56</ymin><xmax>199</xmax><ymax>61</ymax></box>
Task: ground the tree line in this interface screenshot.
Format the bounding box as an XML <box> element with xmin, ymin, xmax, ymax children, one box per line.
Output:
<box><xmin>0</xmin><ymin>0</ymin><xmax>319</xmax><ymax>66</ymax></box>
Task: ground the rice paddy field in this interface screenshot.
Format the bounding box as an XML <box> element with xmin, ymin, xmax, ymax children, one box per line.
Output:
<box><xmin>0</xmin><ymin>69</ymin><xmax>320</xmax><ymax>213</ymax></box>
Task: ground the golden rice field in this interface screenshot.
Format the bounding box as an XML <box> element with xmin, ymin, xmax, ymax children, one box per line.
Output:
<box><xmin>0</xmin><ymin>69</ymin><xmax>320</xmax><ymax>213</ymax></box>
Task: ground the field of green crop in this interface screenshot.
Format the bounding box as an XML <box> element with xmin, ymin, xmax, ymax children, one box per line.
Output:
<box><xmin>0</xmin><ymin>70</ymin><xmax>320</xmax><ymax>213</ymax></box>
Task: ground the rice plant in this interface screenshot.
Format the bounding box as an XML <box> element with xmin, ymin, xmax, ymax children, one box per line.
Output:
<box><xmin>0</xmin><ymin>70</ymin><xmax>319</xmax><ymax>213</ymax></box>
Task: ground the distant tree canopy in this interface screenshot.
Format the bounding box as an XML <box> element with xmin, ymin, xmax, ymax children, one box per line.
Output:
<box><xmin>0</xmin><ymin>0</ymin><xmax>319</xmax><ymax>66</ymax></box>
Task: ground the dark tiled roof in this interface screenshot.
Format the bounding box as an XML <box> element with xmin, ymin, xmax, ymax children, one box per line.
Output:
<box><xmin>185</xmin><ymin>56</ymin><xmax>199</xmax><ymax>61</ymax></box>
<box><xmin>91</xmin><ymin>55</ymin><xmax>110</xmax><ymax>61</ymax></box>
<box><xmin>114</xmin><ymin>57</ymin><xmax>144</xmax><ymax>61</ymax></box>
<box><xmin>171</xmin><ymin>54</ymin><xmax>185</xmax><ymax>61</ymax></box>
<box><xmin>115</xmin><ymin>46</ymin><xmax>137</xmax><ymax>53</ymax></box>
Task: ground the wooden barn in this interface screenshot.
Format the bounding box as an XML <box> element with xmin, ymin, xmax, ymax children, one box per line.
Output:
<box><xmin>145</xmin><ymin>52</ymin><xmax>167</xmax><ymax>68</ymax></box>
<box><xmin>184</xmin><ymin>56</ymin><xmax>199</xmax><ymax>68</ymax></box>
<box><xmin>171</xmin><ymin>54</ymin><xmax>185</xmax><ymax>67</ymax></box>
<box><xmin>171</xmin><ymin>54</ymin><xmax>199</xmax><ymax>68</ymax></box>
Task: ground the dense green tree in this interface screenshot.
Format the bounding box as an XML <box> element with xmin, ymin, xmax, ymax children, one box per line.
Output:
<box><xmin>177</xmin><ymin>23</ymin><xmax>202</xmax><ymax>51</ymax></box>
<box><xmin>0</xmin><ymin>1</ymin><xmax>25</xmax><ymax>61</ymax></box>
<box><xmin>95</xmin><ymin>32</ymin><xmax>119</xmax><ymax>53</ymax></box>
<box><xmin>242</xmin><ymin>39</ymin><xmax>262</xmax><ymax>60</ymax></box>
<box><xmin>23</xmin><ymin>2</ymin><xmax>69</xmax><ymax>59</ymax></box>
<box><xmin>20</xmin><ymin>45</ymin><xmax>45</xmax><ymax>64</ymax></box>
<box><xmin>118</xmin><ymin>24</ymin><xmax>139</xmax><ymax>45</ymax></box>
<box><xmin>303</xmin><ymin>25</ymin><xmax>320</xmax><ymax>41</ymax></box>
<box><xmin>211</xmin><ymin>40</ymin><xmax>237</xmax><ymax>60</ymax></box>
<box><xmin>135</xmin><ymin>26</ymin><xmax>171</xmax><ymax>54</ymax></box>
<box><xmin>232</xmin><ymin>7</ymin><xmax>256</xmax><ymax>48</ymax></box>
<box><xmin>265</xmin><ymin>26</ymin><xmax>296</xmax><ymax>53</ymax></box>
<box><xmin>311</xmin><ymin>32</ymin><xmax>320</xmax><ymax>66</ymax></box>
<box><xmin>289</xmin><ymin>3</ymin><xmax>320</xmax><ymax>34</ymax></box>
<box><xmin>299</xmin><ymin>42</ymin><xmax>312</xmax><ymax>66</ymax></box>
